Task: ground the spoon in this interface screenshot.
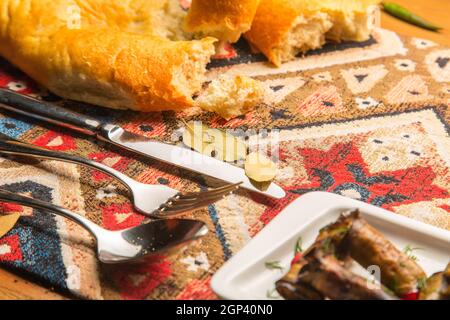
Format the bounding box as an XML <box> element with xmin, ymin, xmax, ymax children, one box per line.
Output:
<box><xmin>0</xmin><ymin>189</ymin><xmax>208</xmax><ymax>264</ymax></box>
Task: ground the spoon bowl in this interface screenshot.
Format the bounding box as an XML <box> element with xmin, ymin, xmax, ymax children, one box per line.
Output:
<box><xmin>97</xmin><ymin>219</ymin><xmax>208</xmax><ymax>263</ymax></box>
<box><xmin>0</xmin><ymin>189</ymin><xmax>208</xmax><ymax>263</ymax></box>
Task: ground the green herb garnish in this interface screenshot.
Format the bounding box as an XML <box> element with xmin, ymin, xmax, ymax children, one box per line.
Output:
<box><xmin>390</xmin><ymin>277</ymin><xmax>399</xmax><ymax>294</ymax></box>
<box><xmin>265</xmin><ymin>260</ymin><xmax>283</xmax><ymax>271</ymax></box>
<box><xmin>331</xmin><ymin>226</ymin><xmax>349</xmax><ymax>236</ymax></box>
<box><xmin>403</xmin><ymin>245</ymin><xmax>423</xmax><ymax>262</ymax></box>
<box><xmin>294</xmin><ymin>237</ymin><xmax>303</xmax><ymax>254</ymax></box>
<box><xmin>321</xmin><ymin>237</ymin><xmax>334</xmax><ymax>254</ymax></box>
<box><xmin>417</xmin><ymin>277</ymin><xmax>427</xmax><ymax>291</ymax></box>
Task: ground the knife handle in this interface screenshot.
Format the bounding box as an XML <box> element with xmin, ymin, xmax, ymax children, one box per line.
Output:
<box><xmin>0</xmin><ymin>88</ymin><xmax>103</xmax><ymax>136</ymax></box>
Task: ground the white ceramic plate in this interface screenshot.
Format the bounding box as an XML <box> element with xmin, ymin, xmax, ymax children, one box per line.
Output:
<box><xmin>211</xmin><ymin>192</ymin><xmax>450</xmax><ymax>300</ymax></box>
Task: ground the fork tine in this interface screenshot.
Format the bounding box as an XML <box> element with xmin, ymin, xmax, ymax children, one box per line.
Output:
<box><xmin>166</xmin><ymin>193</ymin><xmax>230</xmax><ymax>210</ymax></box>
<box><xmin>166</xmin><ymin>184</ymin><xmax>240</xmax><ymax>206</ymax></box>
<box><xmin>165</xmin><ymin>185</ymin><xmax>238</xmax><ymax>209</ymax></box>
<box><xmin>176</xmin><ymin>182</ymin><xmax>242</xmax><ymax>201</ymax></box>
<box><xmin>156</xmin><ymin>183</ymin><xmax>241</xmax><ymax>217</ymax></box>
<box><xmin>158</xmin><ymin>194</ymin><xmax>229</xmax><ymax>216</ymax></box>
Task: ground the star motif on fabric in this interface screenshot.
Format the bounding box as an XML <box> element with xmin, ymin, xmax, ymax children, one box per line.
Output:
<box><xmin>96</xmin><ymin>185</ymin><xmax>117</xmax><ymax>200</ymax></box>
<box><xmin>180</xmin><ymin>252</ymin><xmax>210</xmax><ymax>272</ymax></box>
<box><xmin>289</xmin><ymin>142</ymin><xmax>448</xmax><ymax>209</ymax></box>
<box><xmin>253</xmin><ymin>141</ymin><xmax>449</xmax><ymax>226</ymax></box>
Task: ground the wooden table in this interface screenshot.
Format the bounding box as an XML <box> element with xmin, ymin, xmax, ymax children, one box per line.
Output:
<box><xmin>381</xmin><ymin>0</ymin><xmax>450</xmax><ymax>46</ymax></box>
<box><xmin>1</xmin><ymin>0</ymin><xmax>449</xmax><ymax>300</ymax></box>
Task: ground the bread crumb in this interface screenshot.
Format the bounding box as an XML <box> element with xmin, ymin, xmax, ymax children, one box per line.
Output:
<box><xmin>195</xmin><ymin>75</ymin><xmax>264</xmax><ymax>120</ymax></box>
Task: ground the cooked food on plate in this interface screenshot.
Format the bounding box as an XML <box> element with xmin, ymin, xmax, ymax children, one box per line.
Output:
<box><xmin>276</xmin><ymin>210</ymin><xmax>449</xmax><ymax>300</ymax></box>
<box><xmin>277</xmin><ymin>247</ymin><xmax>396</xmax><ymax>300</ymax></box>
<box><xmin>0</xmin><ymin>0</ymin><xmax>379</xmax><ymax>116</ymax></box>
<box><xmin>419</xmin><ymin>263</ymin><xmax>450</xmax><ymax>300</ymax></box>
<box><xmin>319</xmin><ymin>211</ymin><xmax>427</xmax><ymax>296</ymax></box>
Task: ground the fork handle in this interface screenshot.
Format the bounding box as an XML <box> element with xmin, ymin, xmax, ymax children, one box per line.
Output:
<box><xmin>0</xmin><ymin>133</ymin><xmax>135</xmax><ymax>192</ymax></box>
<box><xmin>0</xmin><ymin>189</ymin><xmax>104</xmax><ymax>237</ymax></box>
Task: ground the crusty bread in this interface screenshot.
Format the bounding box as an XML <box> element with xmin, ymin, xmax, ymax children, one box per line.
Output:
<box><xmin>244</xmin><ymin>0</ymin><xmax>333</xmax><ymax>66</ymax></box>
<box><xmin>184</xmin><ymin>0</ymin><xmax>260</xmax><ymax>43</ymax></box>
<box><xmin>0</xmin><ymin>0</ymin><xmax>215</xmax><ymax>111</ymax></box>
<box><xmin>0</xmin><ymin>0</ymin><xmax>380</xmax><ymax>114</ymax></box>
<box><xmin>245</xmin><ymin>0</ymin><xmax>379</xmax><ymax>66</ymax></box>
<box><xmin>195</xmin><ymin>75</ymin><xmax>264</xmax><ymax>120</ymax></box>
<box><xmin>320</xmin><ymin>0</ymin><xmax>380</xmax><ymax>43</ymax></box>
<box><xmin>67</xmin><ymin>0</ymin><xmax>188</xmax><ymax>40</ymax></box>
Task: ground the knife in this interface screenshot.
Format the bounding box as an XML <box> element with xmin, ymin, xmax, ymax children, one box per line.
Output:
<box><xmin>0</xmin><ymin>89</ymin><xmax>286</xmax><ymax>199</ymax></box>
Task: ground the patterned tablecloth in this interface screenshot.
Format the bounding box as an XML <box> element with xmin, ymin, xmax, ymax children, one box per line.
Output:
<box><xmin>0</xmin><ymin>28</ymin><xmax>449</xmax><ymax>299</ymax></box>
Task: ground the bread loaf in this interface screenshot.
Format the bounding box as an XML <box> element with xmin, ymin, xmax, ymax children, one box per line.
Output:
<box><xmin>244</xmin><ymin>0</ymin><xmax>379</xmax><ymax>66</ymax></box>
<box><xmin>0</xmin><ymin>0</ymin><xmax>217</xmax><ymax>111</ymax></box>
<box><xmin>0</xmin><ymin>0</ymin><xmax>379</xmax><ymax>113</ymax></box>
<box><xmin>185</xmin><ymin>0</ymin><xmax>260</xmax><ymax>43</ymax></box>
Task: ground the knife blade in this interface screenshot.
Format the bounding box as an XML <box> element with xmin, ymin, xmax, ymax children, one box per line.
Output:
<box><xmin>0</xmin><ymin>88</ymin><xmax>286</xmax><ymax>199</ymax></box>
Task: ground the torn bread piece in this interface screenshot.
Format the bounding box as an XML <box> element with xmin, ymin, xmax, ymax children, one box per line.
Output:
<box><xmin>244</xmin><ymin>0</ymin><xmax>333</xmax><ymax>66</ymax></box>
<box><xmin>320</xmin><ymin>0</ymin><xmax>381</xmax><ymax>43</ymax></box>
<box><xmin>195</xmin><ymin>75</ymin><xmax>264</xmax><ymax>120</ymax></box>
<box><xmin>185</xmin><ymin>0</ymin><xmax>261</xmax><ymax>43</ymax></box>
<box><xmin>245</xmin><ymin>0</ymin><xmax>380</xmax><ymax>66</ymax></box>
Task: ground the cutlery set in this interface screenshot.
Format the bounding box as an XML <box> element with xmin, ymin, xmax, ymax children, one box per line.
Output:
<box><xmin>0</xmin><ymin>88</ymin><xmax>285</xmax><ymax>263</ymax></box>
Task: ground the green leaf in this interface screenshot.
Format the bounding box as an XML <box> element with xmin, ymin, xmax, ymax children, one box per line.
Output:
<box><xmin>265</xmin><ymin>260</ymin><xmax>283</xmax><ymax>271</ymax></box>
<box><xmin>403</xmin><ymin>244</ymin><xmax>423</xmax><ymax>262</ymax></box>
<box><xmin>294</xmin><ymin>237</ymin><xmax>303</xmax><ymax>254</ymax></box>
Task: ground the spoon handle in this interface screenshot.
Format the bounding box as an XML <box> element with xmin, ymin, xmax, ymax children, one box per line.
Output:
<box><xmin>0</xmin><ymin>189</ymin><xmax>104</xmax><ymax>238</ymax></box>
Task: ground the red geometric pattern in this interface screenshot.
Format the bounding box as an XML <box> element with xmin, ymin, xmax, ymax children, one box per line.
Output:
<box><xmin>101</xmin><ymin>203</ymin><xmax>145</xmax><ymax>231</ymax></box>
<box><xmin>114</xmin><ymin>256</ymin><xmax>172</xmax><ymax>300</ymax></box>
<box><xmin>0</xmin><ymin>202</ymin><xmax>23</xmax><ymax>214</ymax></box>
<box><xmin>32</xmin><ymin>131</ymin><xmax>77</xmax><ymax>151</ymax></box>
<box><xmin>253</xmin><ymin>141</ymin><xmax>449</xmax><ymax>226</ymax></box>
<box><xmin>0</xmin><ymin>234</ymin><xmax>23</xmax><ymax>262</ymax></box>
<box><xmin>176</xmin><ymin>277</ymin><xmax>217</xmax><ymax>300</ymax></box>
<box><xmin>298</xmin><ymin>85</ymin><xmax>345</xmax><ymax>117</ymax></box>
<box><xmin>137</xmin><ymin>166</ymin><xmax>186</xmax><ymax>191</ymax></box>
<box><xmin>122</xmin><ymin>113</ymin><xmax>167</xmax><ymax>138</ymax></box>
<box><xmin>294</xmin><ymin>142</ymin><xmax>449</xmax><ymax>209</ymax></box>
<box><xmin>88</xmin><ymin>152</ymin><xmax>132</xmax><ymax>182</ymax></box>
<box><xmin>438</xmin><ymin>204</ymin><xmax>450</xmax><ymax>213</ymax></box>
<box><xmin>210</xmin><ymin>111</ymin><xmax>259</xmax><ymax>129</ymax></box>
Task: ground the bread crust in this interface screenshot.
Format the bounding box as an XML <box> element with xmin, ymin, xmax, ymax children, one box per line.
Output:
<box><xmin>244</xmin><ymin>0</ymin><xmax>318</xmax><ymax>66</ymax></box>
<box><xmin>0</xmin><ymin>0</ymin><xmax>216</xmax><ymax>111</ymax></box>
<box><xmin>185</xmin><ymin>0</ymin><xmax>260</xmax><ymax>43</ymax></box>
<box><xmin>245</xmin><ymin>0</ymin><xmax>379</xmax><ymax>66</ymax></box>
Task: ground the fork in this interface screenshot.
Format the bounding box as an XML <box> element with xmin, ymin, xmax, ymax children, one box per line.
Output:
<box><xmin>0</xmin><ymin>134</ymin><xmax>241</xmax><ymax>218</ymax></box>
<box><xmin>0</xmin><ymin>189</ymin><xmax>208</xmax><ymax>264</ymax></box>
